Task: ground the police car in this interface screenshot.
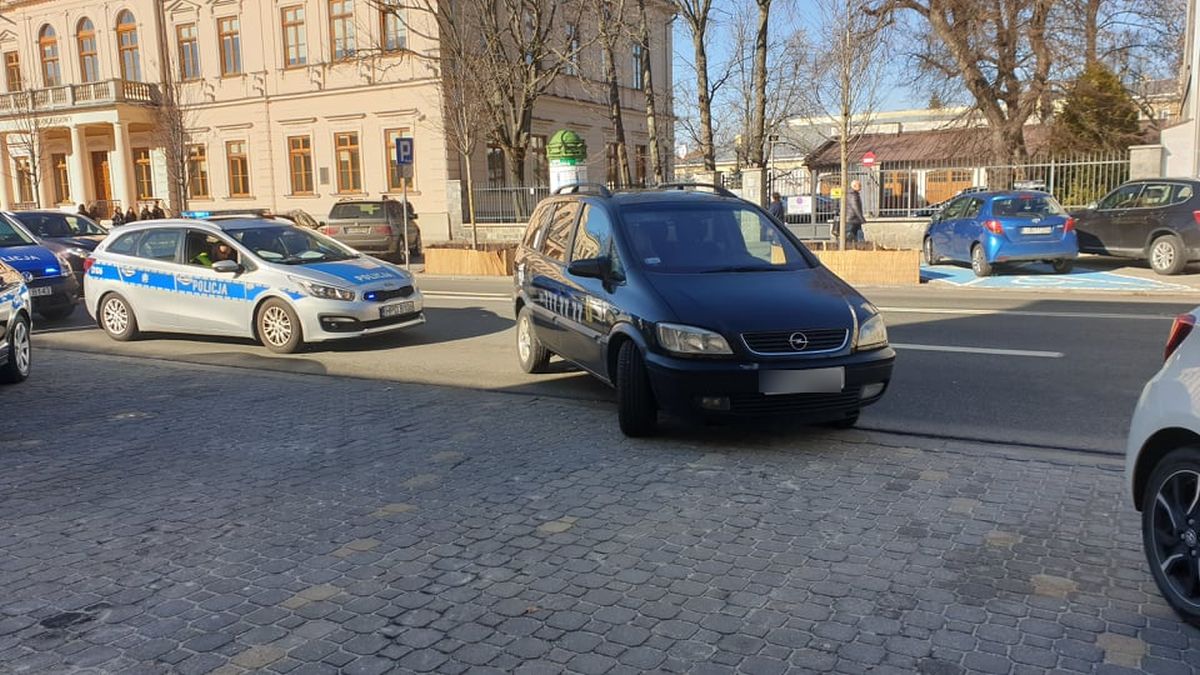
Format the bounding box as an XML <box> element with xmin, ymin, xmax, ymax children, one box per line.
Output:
<box><xmin>84</xmin><ymin>218</ymin><xmax>425</xmax><ymax>353</ymax></box>
<box><xmin>0</xmin><ymin>213</ymin><xmax>79</xmax><ymax>320</ymax></box>
<box><xmin>0</xmin><ymin>259</ymin><xmax>32</xmax><ymax>383</ymax></box>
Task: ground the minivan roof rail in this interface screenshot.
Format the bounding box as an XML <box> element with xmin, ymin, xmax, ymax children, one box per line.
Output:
<box><xmin>554</xmin><ymin>183</ymin><xmax>613</xmax><ymax>197</ymax></box>
<box><xmin>655</xmin><ymin>182</ymin><xmax>738</xmax><ymax>199</ymax></box>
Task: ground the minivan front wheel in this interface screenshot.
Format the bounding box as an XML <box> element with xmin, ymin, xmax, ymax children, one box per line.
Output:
<box><xmin>1142</xmin><ymin>446</ymin><xmax>1200</xmax><ymax>627</ymax></box>
<box><xmin>516</xmin><ymin>306</ymin><xmax>550</xmax><ymax>373</ymax></box>
<box><xmin>616</xmin><ymin>341</ymin><xmax>658</xmax><ymax>437</ymax></box>
<box><xmin>1150</xmin><ymin>235</ymin><xmax>1187</xmax><ymax>275</ymax></box>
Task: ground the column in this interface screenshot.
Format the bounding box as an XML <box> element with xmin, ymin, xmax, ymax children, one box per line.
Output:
<box><xmin>0</xmin><ymin>135</ymin><xmax>12</xmax><ymax>211</ymax></box>
<box><xmin>37</xmin><ymin>138</ymin><xmax>54</xmax><ymax>207</ymax></box>
<box><xmin>110</xmin><ymin>121</ymin><xmax>137</xmax><ymax>212</ymax></box>
<box><xmin>69</xmin><ymin>125</ymin><xmax>90</xmax><ymax>205</ymax></box>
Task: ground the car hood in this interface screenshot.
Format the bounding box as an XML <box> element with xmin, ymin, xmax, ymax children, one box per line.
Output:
<box><xmin>0</xmin><ymin>244</ymin><xmax>59</xmax><ymax>274</ymax></box>
<box><xmin>288</xmin><ymin>257</ymin><xmax>412</xmax><ymax>288</ymax></box>
<box><xmin>647</xmin><ymin>266</ymin><xmax>866</xmax><ymax>334</ymax></box>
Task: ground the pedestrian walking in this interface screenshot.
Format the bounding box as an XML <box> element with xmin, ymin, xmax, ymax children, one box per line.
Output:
<box><xmin>767</xmin><ymin>192</ymin><xmax>785</xmax><ymax>221</ymax></box>
<box><xmin>125</xmin><ymin>206</ymin><xmax>138</xmax><ymax>223</ymax></box>
<box><xmin>844</xmin><ymin>180</ymin><xmax>866</xmax><ymax>244</ymax></box>
<box><xmin>151</xmin><ymin>201</ymin><xmax>165</xmax><ymax>219</ymax></box>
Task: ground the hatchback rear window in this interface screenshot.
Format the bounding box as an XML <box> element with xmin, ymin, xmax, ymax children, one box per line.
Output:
<box><xmin>329</xmin><ymin>203</ymin><xmax>387</xmax><ymax>220</ymax></box>
<box><xmin>619</xmin><ymin>203</ymin><xmax>813</xmax><ymax>273</ymax></box>
<box><xmin>991</xmin><ymin>195</ymin><xmax>1065</xmax><ymax>218</ymax></box>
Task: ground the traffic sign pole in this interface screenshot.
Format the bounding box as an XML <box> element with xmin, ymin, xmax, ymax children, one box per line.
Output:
<box><xmin>395</xmin><ymin>139</ymin><xmax>414</xmax><ymax>271</ymax></box>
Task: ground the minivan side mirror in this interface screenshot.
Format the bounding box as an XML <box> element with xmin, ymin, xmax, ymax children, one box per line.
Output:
<box><xmin>568</xmin><ymin>256</ymin><xmax>610</xmax><ymax>280</ymax></box>
<box><xmin>212</xmin><ymin>259</ymin><xmax>241</xmax><ymax>274</ymax></box>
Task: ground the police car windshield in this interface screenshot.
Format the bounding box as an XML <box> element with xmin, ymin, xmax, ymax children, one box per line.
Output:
<box><xmin>228</xmin><ymin>225</ymin><xmax>358</xmax><ymax>264</ymax></box>
<box><xmin>619</xmin><ymin>202</ymin><xmax>813</xmax><ymax>273</ymax></box>
<box><xmin>14</xmin><ymin>212</ymin><xmax>106</xmax><ymax>237</ymax></box>
<box><xmin>0</xmin><ymin>219</ymin><xmax>36</xmax><ymax>246</ymax></box>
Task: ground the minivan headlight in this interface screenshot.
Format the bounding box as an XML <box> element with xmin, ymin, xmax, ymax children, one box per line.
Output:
<box><xmin>857</xmin><ymin>314</ymin><xmax>888</xmax><ymax>350</ymax></box>
<box><xmin>289</xmin><ymin>275</ymin><xmax>355</xmax><ymax>301</ymax></box>
<box><xmin>656</xmin><ymin>323</ymin><xmax>733</xmax><ymax>355</ymax></box>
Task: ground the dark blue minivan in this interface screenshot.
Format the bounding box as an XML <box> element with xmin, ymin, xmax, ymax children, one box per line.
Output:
<box><xmin>0</xmin><ymin>214</ymin><xmax>78</xmax><ymax>320</ymax></box>
<box><xmin>513</xmin><ymin>184</ymin><xmax>895</xmax><ymax>437</ymax></box>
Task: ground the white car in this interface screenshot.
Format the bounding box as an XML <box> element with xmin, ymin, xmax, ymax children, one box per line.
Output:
<box><xmin>84</xmin><ymin>218</ymin><xmax>425</xmax><ymax>353</ymax></box>
<box><xmin>1127</xmin><ymin>308</ymin><xmax>1200</xmax><ymax>625</ymax></box>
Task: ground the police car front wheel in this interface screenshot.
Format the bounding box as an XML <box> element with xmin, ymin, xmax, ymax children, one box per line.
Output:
<box><xmin>99</xmin><ymin>293</ymin><xmax>139</xmax><ymax>342</ymax></box>
<box><xmin>257</xmin><ymin>299</ymin><xmax>304</xmax><ymax>354</ymax></box>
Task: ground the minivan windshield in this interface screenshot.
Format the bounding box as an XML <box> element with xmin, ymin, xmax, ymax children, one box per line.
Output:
<box><xmin>619</xmin><ymin>202</ymin><xmax>813</xmax><ymax>273</ymax></box>
<box><xmin>991</xmin><ymin>194</ymin><xmax>1066</xmax><ymax>218</ymax></box>
<box><xmin>228</xmin><ymin>225</ymin><xmax>358</xmax><ymax>264</ymax></box>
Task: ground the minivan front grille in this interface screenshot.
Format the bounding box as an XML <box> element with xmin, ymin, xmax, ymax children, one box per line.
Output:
<box><xmin>741</xmin><ymin>328</ymin><xmax>848</xmax><ymax>355</ymax></box>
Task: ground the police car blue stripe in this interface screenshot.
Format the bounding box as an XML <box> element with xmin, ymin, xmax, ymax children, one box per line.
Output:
<box><xmin>91</xmin><ymin>263</ymin><xmax>275</xmax><ymax>302</ymax></box>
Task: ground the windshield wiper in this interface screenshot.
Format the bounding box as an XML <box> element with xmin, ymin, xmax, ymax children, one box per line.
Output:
<box><xmin>698</xmin><ymin>265</ymin><xmax>792</xmax><ymax>273</ymax></box>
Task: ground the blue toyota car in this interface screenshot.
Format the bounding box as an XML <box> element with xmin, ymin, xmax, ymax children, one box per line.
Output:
<box><xmin>0</xmin><ymin>214</ymin><xmax>79</xmax><ymax>320</ymax></box>
<box><xmin>922</xmin><ymin>190</ymin><xmax>1079</xmax><ymax>277</ymax></box>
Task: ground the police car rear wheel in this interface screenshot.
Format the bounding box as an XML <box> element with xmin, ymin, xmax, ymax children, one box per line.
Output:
<box><xmin>100</xmin><ymin>294</ymin><xmax>139</xmax><ymax>341</ymax></box>
<box><xmin>517</xmin><ymin>306</ymin><xmax>550</xmax><ymax>373</ymax></box>
<box><xmin>258</xmin><ymin>300</ymin><xmax>303</xmax><ymax>354</ymax></box>
<box><xmin>0</xmin><ymin>314</ymin><xmax>30</xmax><ymax>384</ymax></box>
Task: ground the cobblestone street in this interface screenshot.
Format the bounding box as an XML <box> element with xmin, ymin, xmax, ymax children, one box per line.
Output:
<box><xmin>1</xmin><ymin>350</ymin><xmax>1198</xmax><ymax>674</ymax></box>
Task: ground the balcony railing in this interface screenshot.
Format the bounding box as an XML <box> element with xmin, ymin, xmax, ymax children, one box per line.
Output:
<box><xmin>0</xmin><ymin>79</ymin><xmax>159</xmax><ymax>115</ymax></box>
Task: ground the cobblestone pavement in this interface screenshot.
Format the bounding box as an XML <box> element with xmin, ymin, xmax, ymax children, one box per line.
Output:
<box><xmin>2</xmin><ymin>350</ymin><xmax>1198</xmax><ymax>674</ymax></box>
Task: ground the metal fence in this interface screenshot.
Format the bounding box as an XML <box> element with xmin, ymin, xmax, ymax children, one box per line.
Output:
<box><xmin>469</xmin><ymin>186</ymin><xmax>551</xmax><ymax>223</ymax></box>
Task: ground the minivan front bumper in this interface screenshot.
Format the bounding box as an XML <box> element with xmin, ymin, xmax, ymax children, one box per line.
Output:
<box><xmin>643</xmin><ymin>347</ymin><xmax>895</xmax><ymax>421</ymax></box>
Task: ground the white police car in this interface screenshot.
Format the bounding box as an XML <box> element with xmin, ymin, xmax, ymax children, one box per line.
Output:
<box><xmin>84</xmin><ymin>218</ymin><xmax>425</xmax><ymax>353</ymax></box>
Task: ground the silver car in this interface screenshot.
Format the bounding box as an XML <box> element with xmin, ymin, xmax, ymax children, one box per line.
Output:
<box><xmin>84</xmin><ymin>218</ymin><xmax>425</xmax><ymax>353</ymax></box>
<box><xmin>321</xmin><ymin>199</ymin><xmax>420</xmax><ymax>260</ymax></box>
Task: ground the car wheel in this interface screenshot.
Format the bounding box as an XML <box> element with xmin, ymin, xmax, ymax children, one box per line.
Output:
<box><xmin>1051</xmin><ymin>259</ymin><xmax>1074</xmax><ymax>274</ymax></box>
<box><xmin>0</xmin><ymin>314</ymin><xmax>31</xmax><ymax>384</ymax></box>
<box><xmin>409</xmin><ymin>231</ymin><xmax>422</xmax><ymax>256</ymax></box>
<box><xmin>99</xmin><ymin>293</ymin><xmax>139</xmax><ymax>341</ymax></box>
<box><xmin>824</xmin><ymin>412</ymin><xmax>859</xmax><ymax>429</ymax></box>
<box><xmin>1141</xmin><ymin>446</ymin><xmax>1200</xmax><ymax>627</ymax></box>
<box><xmin>616</xmin><ymin>340</ymin><xmax>658</xmax><ymax>437</ymax></box>
<box><xmin>516</xmin><ymin>306</ymin><xmax>551</xmax><ymax>374</ymax></box>
<box><xmin>971</xmin><ymin>244</ymin><xmax>992</xmax><ymax>277</ymax></box>
<box><xmin>1150</xmin><ymin>235</ymin><xmax>1187</xmax><ymax>276</ymax></box>
<box><xmin>922</xmin><ymin>237</ymin><xmax>939</xmax><ymax>266</ymax></box>
<box><xmin>257</xmin><ymin>299</ymin><xmax>304</xmax><ymax>354</ymax></box>
<box><xmin>37</xmin><ymin>304</ymin><xmax>75</xmax><ymax>321</ymax></box>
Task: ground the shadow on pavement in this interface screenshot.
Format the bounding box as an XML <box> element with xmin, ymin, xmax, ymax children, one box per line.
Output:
<box><xmin>315</xmin><ymin>306</ymin><xmax>513</xmax><ymax>352</ymax></box>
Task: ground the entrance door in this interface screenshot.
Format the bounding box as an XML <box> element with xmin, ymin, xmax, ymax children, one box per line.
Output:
<box><xmin>91</xmin><ymin>151</ymin><xmax>111</xmax><ymax>215</ymax></box>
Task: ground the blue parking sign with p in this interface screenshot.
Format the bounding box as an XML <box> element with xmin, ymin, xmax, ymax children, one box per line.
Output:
<box><xmin>396</xmin><ymin>138</ymin><xmax>414</xmax><ymax>165</ymax></box>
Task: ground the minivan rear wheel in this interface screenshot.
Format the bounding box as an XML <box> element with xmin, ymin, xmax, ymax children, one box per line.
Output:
<box><xmin>1150</xmin><ymin>235</ymin><xmax>1187</xmax><ymax>275</ymax></box>
<box><xmin>616</xmin><ymin>341</ymin><xmax>658</xmax><ymax>437</ymax></box>
<box><xmin>1141</xmin><ymin>446</ymin><xmax>1200</xmax><ymax>627</ymax></box>
<box><xmin>516</xmin><ymin>306</ymin><xmax>550</xmax><ymax>373</ymax></box>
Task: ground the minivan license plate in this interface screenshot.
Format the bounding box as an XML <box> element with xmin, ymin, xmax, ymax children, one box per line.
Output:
<box><xmin>380</xmin><ymin>301</ymin><xmax>414</xmax><ymax>318</ymax></box>
<box><xmin>760</xmin><ymin>367</ymin><xmax>845</xmax><ymax>395</ymax></box>
<box><xmin>1022</xmin><ymin>226</ymin><xmax>1052</xmax><ymax>235</ymax></box>
<box><xmin>29</xmin><ymin>286</ymin><xmax>52</xmax><ymax>297</ymax></box>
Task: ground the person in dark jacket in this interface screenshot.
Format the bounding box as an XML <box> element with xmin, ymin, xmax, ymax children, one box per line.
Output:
<box><xmin>151</xmin><ymin>201</ymin><xmax>165</xmax><ymax>219</ymax></box>
<box><xmin>767</xmin><ymin>193</ymin><xmax>785</xmax><ymax>221</ymax></box>
<box><xmin>77</xmin><ymin>203</ymin><xmax>89</xmax><ymax>217</ymax></box>
<box><xmin>845</xmin><ymin>180</ymin><xmax>866</xmax><ymax>242</ymax></box>
<box><xmin>139</xmin><ymin>204</ymin><xmax>152</xmax><ymax>220</ymax></box>
<box><xmin>125</xmin><ymin>206</ymin><xmax>138</xmax><ymax>223</ymax></box>
<box><xmin>111</xmin><ymin>204</ymin><xmax>125</xmax><ymax>226</ymax></box>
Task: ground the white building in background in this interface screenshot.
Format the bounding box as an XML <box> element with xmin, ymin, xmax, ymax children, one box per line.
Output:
<box><xmin>1162</xmin><ymin>0</ymin><xmax>1200</xmax><ymax>175</ymax></box>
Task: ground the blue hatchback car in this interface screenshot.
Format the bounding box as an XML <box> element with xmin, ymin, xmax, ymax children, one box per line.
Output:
<box><xmin>922</xmin><ymin>191</ymin><xmax>1079</xmax><ymax>277</ymax></box>
<box><xmin>0</xmin><ymin>214</ymin><xmax>79</xmax><ymax>320</ymax></box>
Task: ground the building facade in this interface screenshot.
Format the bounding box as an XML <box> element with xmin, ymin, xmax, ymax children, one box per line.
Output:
<box><xmin>0</xmin><ymin>0</ymin><xmax>672</xmax><ymax>240</ymax></box>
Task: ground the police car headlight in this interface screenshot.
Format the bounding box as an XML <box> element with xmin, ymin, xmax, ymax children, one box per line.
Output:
<box><xmin>289</xmin><ymin>276</ymin><xmax>355</xmax><ymax>301</ymax></box>
<box><xmin>856</xmin><ymin>313</ymin><xmax>888</xmax><ymax>350</ymax></box>
<box><xmin>656</xmin><ymin>323</ymin><xmax>733</xmax><ymax>355</ymax></box>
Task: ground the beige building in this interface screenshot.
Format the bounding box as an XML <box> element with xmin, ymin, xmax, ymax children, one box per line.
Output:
<box><xmin>0</xmin><ymin>0</ymin><xmax>672</xmax><ymax>240</ymax></box>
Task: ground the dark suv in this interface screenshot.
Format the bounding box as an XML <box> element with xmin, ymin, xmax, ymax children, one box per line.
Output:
<box><xmin>513</xmin><ymin>183</ymin><xmax>895</xmax><ymax>436</ymax></box>
<box><xmin>1073</xmin><ymin>178</ymin><xmax>1200</xmax><ymax>275</ymax></box>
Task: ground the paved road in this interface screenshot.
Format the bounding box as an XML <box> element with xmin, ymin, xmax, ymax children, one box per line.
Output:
<box><xmin>35</xmin><ymin>279</ymin><xmax>1194</xmax><ymax>454</ymax></box>
<box><xmin>2</xmin><ymin>351</ymin><xmax>1197</xmax><ymax>674</ymax></box>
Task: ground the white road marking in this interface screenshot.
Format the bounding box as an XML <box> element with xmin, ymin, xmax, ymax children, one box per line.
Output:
<box><xmin>891</xmin><ymin>343</ymin><xmax>1064</xmax><ymax>358</ymax></box>
<box><xmin>879</xmin><ymin>306</ymin><xmax>1176</xmax><ymax>321</ymax></box>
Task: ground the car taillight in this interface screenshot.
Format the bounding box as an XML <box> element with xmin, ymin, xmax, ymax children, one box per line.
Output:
<box><xmin>1063</xmin><ymin>216</ymin><xmax>1075</xmax><ymax>233</ymax></box>
<box><xmin>82</xmin><ymin>256</ymin><xmax>95</xmax><ymax>273</ymax></box>
<box><xmin>373</xmin><ymin>225</ymin><xmax>391</xmax><ymax>235</ymax></box>
<box><xmin>1166</xmin><ymin>313</ymin><xmax>1196</xmax><ymax>361</ymax></box>
<box><xmin>983</xmin><ymin>220</ymin><xmax>1004</xmax><ymax>234</ymax></box>
<box><xmin>1193</xmin><ymin>210</ymin><xmax>1200</xmax><ymax>226</ymax></box>
<box><xmin>320</xmin><ymin>226</ymin><xmax>337</xmax><ymax>235</ymax></box>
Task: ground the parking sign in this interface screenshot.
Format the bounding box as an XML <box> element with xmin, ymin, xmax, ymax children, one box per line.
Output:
<box><xmin>395</xmin><ymin>138</ymin><xmax>414</xmax><ymax>165</ymax></box>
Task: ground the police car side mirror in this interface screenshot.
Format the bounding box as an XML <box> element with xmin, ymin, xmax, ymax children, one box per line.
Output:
<box><xmin>212</xmin><ymin>260</ymin><xmax>241</xmax><ymax>275</ymax></box>
<box><xmin>568</xmin><ymin>256</ymin><xmax>610</xmax><ymax>280</ymax></box>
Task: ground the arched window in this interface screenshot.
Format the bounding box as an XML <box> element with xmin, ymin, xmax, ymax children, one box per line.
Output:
<box><xmin>116</xmin><ymin>11</ymin><xmax>140</xmax><ymax>81</ymax></box>
<box><xmin>39</xmin><ymin>25</ymin><xmax>61</xmax><ymax>87</ymax></box>
<box><xmin>77</xmin><ymin>18</ymin><xmax>99</xmax><ymax>83</ymax></box>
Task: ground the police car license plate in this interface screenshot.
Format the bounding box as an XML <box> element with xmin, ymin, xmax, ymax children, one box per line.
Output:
<box><xmin>1022</xmin><ymin>226</ymin><xmax>1052</xmax><ymax>235</ymax></box>
<box><xmin>760</xmin><ymin>367</ymin><xmax>844</xmax><ymax>395</ymax></box>
<box><xmin>29</xmin><ymin>286</ymin><xmax>52</xmax><ymax>297</ymax></box>
<box><xmin>380</xmin><ymin>301</ymin><xmax>414</xmax><ymax>318</ymax></box>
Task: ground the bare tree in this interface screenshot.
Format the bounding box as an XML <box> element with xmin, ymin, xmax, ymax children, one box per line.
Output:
<box><xmin>438</xmin><ymin>19</ymin><xmax>494</xmax><ymax>247</ymax></box>
<box><xmin>633</xmin><ymin>0</ymin><xmax>665</xmax><ymax>183</ymax></box>
<box><xmin>745</xmin><ymin>0</ymin><xmax>771</xmax><ymax>172</ymax></box>
<box><xmin>674</xmin><ymin>0</ymin><xmax>718</xmax><ymax>172</ymax></box>
<box><xmin>8</xmin><ymin>87</ymin><xmax>46</xmax><ymax>208</ymax></box>
<box><xmin>588</xmin><ymin>0</ymin><xmax>632</xmax><ymax>187</ymax></box>
<box><xmin>154</xmin><ymin>70</ymin><xmax>201</xmax><ymax>215</ymax></box>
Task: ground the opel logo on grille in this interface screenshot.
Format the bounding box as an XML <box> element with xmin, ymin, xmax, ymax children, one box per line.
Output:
<box><xmin>788</xmin><ymin>332</ymin><xmax>809</xmax><ymax>351</ymax></box>
<box><xmin>21</xmin><ymin>271</ymin><xmax>32</xmax><ymax>282</ymax></box>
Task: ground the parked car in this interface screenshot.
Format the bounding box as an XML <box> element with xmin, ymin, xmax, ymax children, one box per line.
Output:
<box><xmin>914</xmin><ymin>186</ymin><xmax>989</xmax><ymax>217</ymax></box>
<box><xmin>513</xmin><ymin>183</ymin><xmax>895</xmax><ymax>437</ymax></box>
<box><xmin>0</xmin><ymin>259</ymin><xmax>32</xmax><ymax>384</ymax></box>
<box><xmin>922</xmin><ymin>190</ymin><xmax>1079</xmax><ymax>277</ymax></box>
<box><xmin>1073</xmin><ymin>178</ymin><xmax>1200</xmax><ymax>275</ymax></box>
<box><xmin>277</xmin><ymin>209</ymin><xmax>321</xmax><ymax>229</ymax></box>
<box><xmin>1126</xmin><ymin>307</ymin><xmax>1200</xmax><ymax>625</ymax></box>
<box><xmin>0</xmin><ymin>214</ymin><xmax>78</xmax><ymax>320</ymax></box>
<box><xmin>84</xmin><ymin>218</ymin><xmax>425</xmax><ymax>353</ymax></box>
<box><xmin>320</xmin><ymin>199</ymin><xmax>421</xmax><ymax>261</ymax></box>
<box><xmin>8</xmin><ymin>210</ymin><xmax>108</xmax><ymax>289</ymax></box>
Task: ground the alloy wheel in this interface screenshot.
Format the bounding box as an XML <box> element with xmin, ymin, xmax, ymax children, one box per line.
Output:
<box><xmin>12</xmin><ymin>321</ymin><xmax>29</xmax><ymax>375</ymax></box>
<box><xmin>1153</xmin><ymin>241</ymin><xmax>1176</xmax><ymax>272</ymax></box>
<box><xmin>103</xmin><ymin>299</ymin><xmax>128</xmax><ymax>335</ymax></box>
<box><xmin>261</xmin><ymin>306</ymin><xmax>293</xmax><ymax>346</ymax></box>
<box><xmin>1150</xmin><ymin>469</ymin><xmax>1200</xmax><ymax>608</ymax></box>
<box><xmin>517</xmin><ymin>315</ymin><xmax>532</xmax><ymax>362</ymax></box>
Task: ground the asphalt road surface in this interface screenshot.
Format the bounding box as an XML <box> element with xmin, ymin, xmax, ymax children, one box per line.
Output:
<box><xmin>33</xmin><ymin>278</ymin><xmax>1194</xmax><ymax>454</ymax></box>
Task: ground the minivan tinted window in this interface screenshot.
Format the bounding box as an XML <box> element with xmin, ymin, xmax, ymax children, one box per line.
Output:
<box><xmin>542</xmin><ymin>203</ymin><xmax>579</xmax><ymax>262</ymax></box>
<box><xmin>572</xmin><ymin>205</ymin><xmax>613</xmax><ymax>261</ymax></box>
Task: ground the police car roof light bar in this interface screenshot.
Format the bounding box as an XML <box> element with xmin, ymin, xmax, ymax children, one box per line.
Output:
<box><xmin>553</xmin><ymin>183</ymin><xmax>613</xmax><ymax>198</ymax></box>
<box><xmin>656</xmin><ymin>182</ymin><xmax>738</xmax><ymax>199</ymax></box>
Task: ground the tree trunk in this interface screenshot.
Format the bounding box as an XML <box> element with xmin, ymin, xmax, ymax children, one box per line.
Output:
<box><xmin>748</xmin><ymin>0</ymin><xmax>771</xmax><ymax>169</ymax></box>
<box><xmin>603</xmin><ymin>39</ymin><xmax>631</xmax><ymax>187</ymax></box>
<box><xmin>463</xmin><ymin>150</ymin><xmax>478</xmax><ymax>249</ymax></box>
<box><xmin>637</xmin><ymin>0</ymin><xmax>663</xmax><ymax>184</ymax></box>
<box><xmin>838</xmin><ymin>0</ymin><xmax>851</xmax><ymax>251</ymax></box>
<box><xmin>692</xmin><ymin>31</ymin><xmax>716</xmax><ymax>172</ymax></box>
<box><xmin>1084</xmin><ymin>0</ymin><xmax>1099</xmax><ymax>66</ymax></box>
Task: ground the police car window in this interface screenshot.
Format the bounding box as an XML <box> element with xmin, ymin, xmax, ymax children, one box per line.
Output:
<box><xmin>0</xmin><ymin>218</ymin><xmax>35</xmax><ymax>246</ymax></box>
<box><xmin>107</xmin><ymin>232</ymin><xmax>139</xmax><ymax>255</ymax></box>
<box><xmin>229</xmin><ymin>225</ymin><xmax>356</xmax><ymax>264</ymax></box>
<box><xmin>542</xmin><ymin>202</ymin><xmax>579</xmax><ymax>262</ymax></box>
<box><xmin>185</xmin><ymin>231</ymin><xmax>239</xmax><ymax>267</ymax></box>
<box><xmin>572</xmin><ymin>205</ymin><xmax>613</xmax><ymax>261</ymax></box>
<box><xmin>136</xmin><ymin>230</ymin><xmax>183</xmax><ymax>262</ymax></box>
